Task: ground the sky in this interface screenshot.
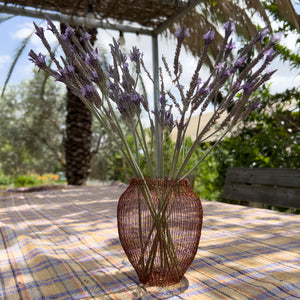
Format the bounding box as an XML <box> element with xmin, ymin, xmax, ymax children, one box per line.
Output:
<box><xmin>0</xmin><ymin>14</ymin><xmax>300</xmax><ymax>108</ymax></box>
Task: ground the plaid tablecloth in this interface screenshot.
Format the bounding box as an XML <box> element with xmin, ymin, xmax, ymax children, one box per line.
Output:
<box><xmin>0</xmin><ymin>185</ymin><xmax>299</xmax><ymax>299</ymax></box>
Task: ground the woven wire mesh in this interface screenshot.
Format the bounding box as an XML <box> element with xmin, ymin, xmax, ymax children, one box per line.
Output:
<box><xmin>117</xmin><ymin>178</ymin><xmax>203</xmax><ymax>286</ymax></box>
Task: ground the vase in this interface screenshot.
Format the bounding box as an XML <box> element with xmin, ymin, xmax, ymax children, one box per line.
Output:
<box><xmin>117</xmin><ymin>178</ymin><xmax>203</xmax><ymax>286</ymax></box>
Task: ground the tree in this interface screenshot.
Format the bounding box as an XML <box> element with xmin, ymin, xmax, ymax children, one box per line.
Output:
<box><xmin>60</xmin><ymin>24</ymin><xmax>98</xmax><ymax>185</ymax></box>
<box><xmin>0</xmin><ymin>70</ymin><xmax>65</xmax><ymax>176</ymax></box>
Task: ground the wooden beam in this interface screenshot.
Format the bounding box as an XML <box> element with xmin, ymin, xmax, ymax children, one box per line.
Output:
<box><xmin>0</xmin><ymin>4</ymin><xmax>153</xmax><ymax>35</ymax></box>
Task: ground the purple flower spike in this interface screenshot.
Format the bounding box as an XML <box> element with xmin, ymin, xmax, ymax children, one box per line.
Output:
<box><xmin>28</xmin><ymin>50</ymin><xmax>47</xmax><ymax>68</ymax></box>
<box><xmin>62</xmin><ymin>26</ymin><xmax>75</xmax><ymax>40</ymax></box>
<box><xmin>91</xmin><ymin>71</ymin><xmax>98</xmax><ymax>82</ymax></box>
<box><xmin>242</xmin><ymin>82</ymin><xmax>253</xmax><ymax>94</ymax></box>
<box><xmin>35</xmin><ymin>26</ymin><xmax>45</xmax><ymax>39</ymax></box>
<box><xmin>271</xmin><ymin>32</ymin><xmax>283</xmax><ymax>43</ymax></box>
<box><xmin>259</xmin><ymin>28</ymin><xmax>269</xmax><ymax>40</ymax></box>
<box><xmin>225</xmin><ymin>40</ymin><xmax>235</xmax><ymax>53</ymax></box>
<box><xmin>224</xmin><ymin>21</ymin><xmax>235</xmax><ymax>34</ymax></box>
<box><xmin>204</xmin><ymin>29</ymin><xmax>215</xmax><ymax>45</ymax></box>
<box><xmin>263</xmin><ymin>69</ymin><xmax>277</xmax><ymax>80</ymax></box>
<box><xmin>130</xmin><ymin>46</ymin><xmax>142</xmax><ymax>62</ymax></box>
<box><xmin>64</xmin><ymin>65</ymin><xmax>75</xmax><ymax>75</ymax></box>
<box><xmin>264</xmin><ymin>48</ymin><xmax>275</xmax><ymax>59</ymax></box>
<box><xmin>234</xmin><ymin>54</ymin><xmax>248</xmax><ymax>69</ymax></box>
<box><xmin>174</xmin><ymin>24</ymin><xmax>190</xmax><ymax>40</ymax></box>
<box><xmin>54</xmin><ymin>71</ymin><xmax>64</xmax><ymax>82</ymax></box>
<box><xmin>81</xmin><ymin>84</ymin><xmax>95</xmax><ymax>97</ymax></box>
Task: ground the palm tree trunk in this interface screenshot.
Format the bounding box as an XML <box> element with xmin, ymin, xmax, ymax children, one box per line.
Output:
<box><xmin>61</xmin><ymin>24</ymin><xmax>97</xmax><ymax>185</ymax></box>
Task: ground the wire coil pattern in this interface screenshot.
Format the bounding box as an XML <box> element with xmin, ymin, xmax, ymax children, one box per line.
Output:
<box><xmin>117</xmin><ymin>178</ymin><xmax>203</xmax><ymax>286</ymax></box>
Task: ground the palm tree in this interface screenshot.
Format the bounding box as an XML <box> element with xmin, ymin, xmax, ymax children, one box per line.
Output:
<box><xmin>60</xmin><ymin>24</ymin><xmax>98</xmax><ymax>185</ymax></box>
<box><xmin>1</xmin><ymin>0</ymin><xmax>299</xmax><ymax>185</ymax></box>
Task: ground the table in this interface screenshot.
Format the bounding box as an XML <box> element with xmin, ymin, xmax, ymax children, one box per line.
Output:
<box><xmin>1</xmin><ymin>185</ymin><xmax>299</xmax><ymax>299</ymax></box>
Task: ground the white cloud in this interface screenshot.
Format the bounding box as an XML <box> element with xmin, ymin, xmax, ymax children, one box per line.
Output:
<box><xmin>10</xmin><ymin>21</ymin><xmax>58</xmax><ymax>47</ymax></box>
<box><xmin>10</xmin><ymin>22</ymin><xmax>34</xmax><ymax>39</ymax></box>
<box><xmin>0</xmin><ymin>55</ymin><xmax>11</xmax><ymax>67</ymax></box>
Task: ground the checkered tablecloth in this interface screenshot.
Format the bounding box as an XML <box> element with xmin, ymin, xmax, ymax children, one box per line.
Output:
<box><xmin>0</xmin><ymin>185</ymin><xmax>299</xmax><ymax>299</ymax></box>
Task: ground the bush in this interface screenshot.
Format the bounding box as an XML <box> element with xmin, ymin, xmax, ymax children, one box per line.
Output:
<box><xmin>13</xmin><ymin>173</ymin><xmax>60</xmax><ymax>188</ymax></box>
<box><xmin>13</xmin><ymin>175</ymin><xmax>42</xmax><ymax>188</ymax></box>
<box><xmin>0</xmin><ymin>172</ymin><xmax>12</xmax><ymax>186</ymax></box>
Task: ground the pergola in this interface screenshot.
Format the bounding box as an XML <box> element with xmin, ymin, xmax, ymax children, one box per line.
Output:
<box><xmin>0</xmin><ymin>1</ymin><xmax>201</xmax><ymax>106</ymax></box>
<box><xmin>0</xmin><ymin>1</ymin><xmax>203</xmax><ymax>182</ymax></box>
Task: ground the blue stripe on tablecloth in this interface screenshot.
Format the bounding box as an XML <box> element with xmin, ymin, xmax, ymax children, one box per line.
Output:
<box><xmin>0</xmin><ymin>226</ymin><xmax>24</xmax><ymax>299</ymax></box>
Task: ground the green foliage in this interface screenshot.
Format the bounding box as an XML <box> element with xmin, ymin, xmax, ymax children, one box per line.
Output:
<box><xmin>206</xmin><ymin>86</ymin><xmax>300</xmax><ymax>199</ymax></box>
<box><xmin>0</xmin><ymin>70</ymin><xmax>66</xmax><ymax>176</ymax></box>
<box><xmin>13</xmin><ymin>174</ymin><xmax>42</xmax><ymax>188</ymax></box>
<box><xmin>0</xmin><ymin>171</ymin><xmax>11</xmax><ymax>186</ymax></box>
<box><xmin>276</xmin><ymin>43</ymin><xmax>300</xmax><ymax>69</ymax></box>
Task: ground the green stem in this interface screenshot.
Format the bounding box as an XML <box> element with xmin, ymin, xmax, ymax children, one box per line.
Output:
<box><xmin>179</xmin><ymin>125</ymin><xmax>234</xmax><ymax>179</ymax></box>
<box><xmin>136</xmin><ymin>118</ymin><xmax>155</xmax><ymax>178</ymax></box>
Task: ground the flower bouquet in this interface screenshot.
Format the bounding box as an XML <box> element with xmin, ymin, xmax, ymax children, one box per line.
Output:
<box><xmin>29</xmin><ymin>19</ymin><xmax>279</xmax><ymax>286</ymax></box>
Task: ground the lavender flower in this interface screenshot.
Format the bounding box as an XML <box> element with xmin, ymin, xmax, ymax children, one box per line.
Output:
<box><xmin>35</xmin><ymin>26</ymin><xmax>45</xmax><ymax>39</ymax></box>
<box><xmin>259</xmin><ymin>28</ymin><xmax>269</xmax><ymax>40</ymax></box>
<box><xmin>271</xmin><ymin>32</ymin><xmax>283</xmax><ymax>43</ymax></box>
<box><xmin>173</xmin><ymin>25</ymin><xmax>190</xmax><ymax>75</ymax></box>
<box><xmin>225</xmin><ymin>40</ymin><xmax>235</xmax><ymax>56</ymax></box>
<box><xmin>81</xmin><ymin>84</ymin><xmax>95</xmax><ymax>98</ymax></box>
<box><xmin>64</xmin><ymin>65</ymin><xmax>75</xmax><ymax>75</ymax></box>
<box><xmin>28</xmin><ymin>51</ymin><xmax>47</xmax><ymax>68</ymax></box>
<box><xmin>62</xmin><ymin>26</ymin><xmax>75</xmax><ymax>40</ymax></box>
<box><xmin>91</xmin><ymin>70</ymin><xmax>98</xmax><ymax>82</ymax></box>
<box><xmin>233</xmin><ymin>54</ymin><xmax>248</xmax><ymax>70</ymax></box>
<box><xmin>203</xmin><ymin>29</ymin><xmax>215</xmax><ymax>45</ymax></box>
<box><xmin>224</xmin><ymin>21</ymin><xmax>235</xmax><ymax>34</ymax></box>
<box><xmin>242</xmin><ymin>81</ymin><xmax>254</xmax><ymax>93</ymax></box>
<box><xmin>174</xmin><ymin>25</ymin><xmax>190</xmax><ymax>40</ymax></box>
<box><xmin>29</xmin><ymin>18</ymin><xmax>280</xmax><ymax>181</ymax></box>
<box><xmin>54</xmin><ymin>71</ymin><xmax>64</xmax><ymax>82</ymax></box>
<box><xmin>130</xmin><ymin>46</ymin><xmax>142</xmax><ymax>62</ymax></box>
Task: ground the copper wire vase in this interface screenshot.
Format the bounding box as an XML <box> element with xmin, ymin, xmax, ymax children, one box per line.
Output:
<box><xmin>117</xmin><ymin>178</ymin><xmax>203</xmax><ymax>286</ymax></box>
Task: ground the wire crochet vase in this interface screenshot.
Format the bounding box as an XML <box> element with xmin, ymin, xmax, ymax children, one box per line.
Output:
<box><xmin>117</xmin><ymin>178</ymin><xmax>203</xmax><ymax>286</ymax></box>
